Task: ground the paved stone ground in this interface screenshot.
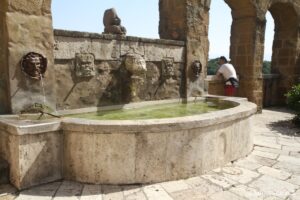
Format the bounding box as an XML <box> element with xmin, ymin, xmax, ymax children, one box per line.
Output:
<box><xmin>1</xmin><ymin>108</ymin><xmax>300</xmax><ymax>200</ymax></box>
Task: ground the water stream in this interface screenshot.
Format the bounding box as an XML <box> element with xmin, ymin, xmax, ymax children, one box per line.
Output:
<box><xmin>40</xmin><ymin>75</ymin><xmax>46</xmax><ymax>104</ymax></box>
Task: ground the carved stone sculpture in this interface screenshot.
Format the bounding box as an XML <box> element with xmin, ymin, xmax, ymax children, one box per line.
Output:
<box><xmin>191</xmin><ymin>60</ymin><xmax>202</xmax><ymax>78</ymax></box>
<box><xmin>124</xmin><ymin>53</ymin><xmax>147</xmax><ymax>101</ymax></box>
<box><xmin>75</xmin><ymin>53</ymin><xmax>95</xmax><ymax>77</ymax></box>
<box><xmin>21</xmin><ymin>52</ymin><xmax>47</xmax><ymax>80</ymax></box>
<box><xmin>161</xmin><ymin>57</ymin><xmax>175</xmax><ymax>79</ymax></box>
<box><xmin>103</xmin><ymin>8</ymin><xmax>127</xmax><ymax>35</ymax></box>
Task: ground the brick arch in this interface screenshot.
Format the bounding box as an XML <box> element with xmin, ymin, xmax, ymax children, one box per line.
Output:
<box><xmin>269</xmin><ymin>2</ymin><xmax>299</xmax><ymax>103</ymax></box>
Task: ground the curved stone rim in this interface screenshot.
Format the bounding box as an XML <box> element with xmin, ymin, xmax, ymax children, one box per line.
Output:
<box><xmin>62</xmin><ymin>97</ymin><xmax>257</xmax><ymax>133</ymax></box>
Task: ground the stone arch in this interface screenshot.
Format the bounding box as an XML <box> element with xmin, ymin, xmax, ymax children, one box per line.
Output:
<box><xmin>268</xmin><ymin>2</ymin><xmax>299</xmax><ymax>103</ymax></box>
<box><xmin>224</xmin><ymin>0</ymin><xmax>265</xmax><ymax>110</ymax></box>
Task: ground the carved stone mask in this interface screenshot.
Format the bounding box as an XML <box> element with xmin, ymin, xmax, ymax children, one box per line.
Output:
<box><xmin>191</xmin><ymin>60</ymin><xmax>202</xmax><ymax>78</ymax></box>
<box><xmin>124</xmin><ymin>53</ymin><xmax>147</xmax><ymax>76</ymax></box>
<box><xmin>75</xmin><ymin>53</ymin><xmax>95</xmax><ymax>77</ymax></box>
<box><xmin>21</xmin><ymin>52</ymin><xmax>47</xmax><ymax>80</ymax></box>
<box><xmin>162</xmin><ymin>58</ymin><xmax>175</xmax><ymax>79</ymax></box>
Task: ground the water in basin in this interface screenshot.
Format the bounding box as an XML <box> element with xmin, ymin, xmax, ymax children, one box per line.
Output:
<box><xmin>68</xmin><ymin>101</ymin><xmax>230</xmax><ymax>120</ymax></box>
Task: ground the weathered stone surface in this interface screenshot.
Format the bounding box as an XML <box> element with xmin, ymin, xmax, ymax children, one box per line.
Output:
<box><xmin>210</xmin><ymin>191</ymin><xmax>247</xmax><ymax>200</ymax></box>
<box><xmin>233</xmin><ymin>158</ymin><xmax>263</xmax><ymax>170</ymax></box>
<box><xmin>0</xmin><ymin>184</ymin><xmax>17</xmax><ymax>197</ymax></box>
<box><xmin>64</xmin><ymin>132</ymin><xmax>136</xmax><ymax>184</ymax></box>
<box><xmin>220</xmin><ymin>166</ymin><xmax>260</xmax><ymax>184</ymax></box>
<box><xmin>135</xmin><ymin>132</ymin><xmax>168</xmax><ymax>183</ymax></box>
<box><xmin>8</xmin><ymin>0</ymin><xmax>51</xmax><ymax>15</ymax></box>
<box><xmin>229</xmin><ymin>185</ymin><xmax>264</xmax><ymax>200</ymax></box>
<box><xmin>9</xmin><ymin>131</ymin><xmax>62</xmax><ymax>189</ymax></box>
<box><xmin>17</xmin><ymin>182</ymin><xmax>60</xmax><ymax>200</ymax></box>
<box><xmin>254</xmin><ymin>146</ymin><xmax>289</xmax><ymax>156</ymax></box>
<box><xmin>201</xmin><ymin>174</ymin><xmax>237</xmax><ymax>189</ymax></box>
<box><xmin>123</xmin><ymin>185</ymin><xmax>146</xmax><ymax>200</ymax></box>
<box><xmin>102</xmin><ymin>185</ymin><xmax>123</xmax><ymax>200</ymax></box>
<box><xmin>183</xmin><ymin>176</ymin><xmax>222</xmax><ymax>195</ymax></box>
<box><xmin>288</xmin><ymin>175</ymin><xmax>300</xmax><ymax>186</ymax></box>
<box><xmin>80</xmin><ymin>184</ymin><xmax>102</xmax><ymax>200</ymax></box>
<box><xmin>160</xmin><ymin>180</ymin><xmax>190</xmax><ymax>193</ymax></box>
<box><xmin>252</xmin><ymin>150</ymin><xmax>278</xmax><ymax>160</ymax></box>
<box><xmin>144</xmin><ymin>43</ymin><xmax>184</xmax><ymax>62</ymax></box>
<box><xmin>258</xmin><ymin>166</ymin><xmax>292</xmax><ymax>180</ymax></box>
<box><xmin>249</xmin><ymin>175</ymin><xmax>299</xmax><ymax>199</ymax></box>
<box><xmin>53</xmin><ymin>181</ymin><xmax>83</xmax><ymax>200</ymax></box>
<box><xmin>54</xmin><ymin>31</ymin><xmax>185</xmax><ymax>108</ymax></box>
<box><xmin>143</xmin><ymin>184</ymin><xmax>173</xmax><ymax>200</ymax></box>
<box><xmin>5</xmin><ymin>10</ymin><xmax>56</xmax><ymax>114</ymax></box>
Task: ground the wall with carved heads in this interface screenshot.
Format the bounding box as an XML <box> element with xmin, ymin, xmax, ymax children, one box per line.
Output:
<box><xmin>53</xmin><ymin>30</ymin><xmax>185</xmax><ymax>109</ymax></box>
<box><xmin>0</xmin><ymin>0</ymin><xmax>300</xmax><ymax>113</ymax></box>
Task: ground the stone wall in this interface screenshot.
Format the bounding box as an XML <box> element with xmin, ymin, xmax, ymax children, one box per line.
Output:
<box><xmin>0</xmin><ymin>0</ymin><xmax>300</xmax><ymax>113</ymax></box>
<box><xmin>54</xmin><ymin>30</ymin><xmax>185</xmax><ymax>110</ymax></box>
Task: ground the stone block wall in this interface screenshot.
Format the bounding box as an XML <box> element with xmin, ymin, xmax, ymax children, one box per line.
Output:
<box><xmin>54</xmin><ymin>30</ymin><xmax>185</xmax><ymax>110</ymax></box>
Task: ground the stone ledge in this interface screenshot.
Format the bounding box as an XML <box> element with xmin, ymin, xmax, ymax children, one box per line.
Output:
<box><xmin>54</xmin><ymin>29</ymin><xmax>186</xmax><ymax>46</ymax></box>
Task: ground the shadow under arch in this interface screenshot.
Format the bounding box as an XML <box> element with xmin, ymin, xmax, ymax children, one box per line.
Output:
<box><xmin>268</xmin><ymin>2</ymin><xmax>299</xmax><ymax>104</ymax></box>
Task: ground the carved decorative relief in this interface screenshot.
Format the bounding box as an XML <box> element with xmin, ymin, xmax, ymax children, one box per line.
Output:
<box><xmin>21</xmin><ymin>52</ymin><xmax>47</xmax><ymax>80</ymax></box>
<box><xmin>124</xmin><ymin>53</ymin><xmax>147</xmax><ymax>101</ymax></box>
<box><xmin>191</xmin><ymin>60</ymin><xmax>202</xmax><ymax>78</ymax></box>
<box><xmin>103</xmin><ymin>8</ymin><xmax>127</xmax><ymax>35</ymax></box>
<box><xmin>161</xmin><ymin>57</ymin><xmax>175</xmax><ymax>79</ymax></box>
<box><xmin>75</xmin><ymin>53</ymin><xmax>95</xmax><ymax>77</ymax></box>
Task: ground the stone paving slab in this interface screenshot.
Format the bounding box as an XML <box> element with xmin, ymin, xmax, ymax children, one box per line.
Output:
<box><xmin>1</xmin><ymin>108</ymin><xmax>300</xmax><ymax>200</ymax></box>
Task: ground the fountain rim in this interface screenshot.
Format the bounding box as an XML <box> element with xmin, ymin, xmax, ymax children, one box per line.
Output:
<box><xmin>0</xmin><ymin>95</ymin><xmax>257</xmax><ymax>135</ymax></box>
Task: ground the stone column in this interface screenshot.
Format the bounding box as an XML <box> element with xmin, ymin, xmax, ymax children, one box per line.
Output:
<box><xmin>0</xmin><ymin>1</ymin><xmax>11</xmax><ymax>113</ymax></box>
<box><xmin>269</xmin><ymin>2</ymin><xmax>300</xmax><ymax>104</ymax></box>
<box><xmin>229</xmin><ymin>15</ymin><xmax>265</xmax><ymax>111</ymax></box>
<box><xmin>0</xmin><ymin>0</ymin><xmax>56</xmax><ymax>114</ymax></box>
<box><xmin>159</xmin><ymin>0</ymin><xmax>210</xmax><ymax>98</ymax></box>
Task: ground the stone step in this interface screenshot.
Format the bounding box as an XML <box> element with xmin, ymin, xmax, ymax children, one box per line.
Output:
<box><xmin>0</xmin><ymin>158</ymin><xmax>9</xmax><ymax>184</ymax></box>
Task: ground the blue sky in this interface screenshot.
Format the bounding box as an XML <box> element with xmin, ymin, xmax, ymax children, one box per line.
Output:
<box><xmin>52</xmin><ymin>0</ymin><xmax>274</xmax><ymax>61</ymax></box>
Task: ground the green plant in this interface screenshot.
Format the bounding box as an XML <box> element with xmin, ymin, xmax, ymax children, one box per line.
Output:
<box><xmin>285</xmin><ymin>84</ymin><xmax>300</xmax><ymax>125</ymax></box>
<box><xmin>262</xmin><ymin>61</ymin><xmax>271</xmax><ymax>74</ymax></box>
<box><xmin>207</xmin><ymin>58</ymin><xmax>219</xmax><ymax>75</ymax></box>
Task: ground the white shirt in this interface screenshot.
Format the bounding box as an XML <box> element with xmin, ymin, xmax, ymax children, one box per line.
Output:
<box><xmin>217</xmin><ymin>63</ymin><xmax>237</xmax><ymax>81</ymax></box>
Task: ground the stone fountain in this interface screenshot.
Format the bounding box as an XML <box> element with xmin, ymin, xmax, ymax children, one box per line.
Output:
<box><xmin>0</xmin><ymin>4</ymin><xmax>257</xmax><ymax>190</ymax></box>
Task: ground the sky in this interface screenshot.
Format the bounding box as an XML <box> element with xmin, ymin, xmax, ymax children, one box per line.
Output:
<box><xmin>52</xmin><ymin>0</ymin><xmax>274</xmax><ymax>61</ymax></box>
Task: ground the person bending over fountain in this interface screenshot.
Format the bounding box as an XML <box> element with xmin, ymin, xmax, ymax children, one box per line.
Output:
<box><xmin>214</xmin><ymin>56</ymin><xmax>239</xmax><ymax>96</ymax></box>
<box><xmin>103</xmin><ymin>8</ymin><xmax>127</xmax><ymax>35</ymax></box>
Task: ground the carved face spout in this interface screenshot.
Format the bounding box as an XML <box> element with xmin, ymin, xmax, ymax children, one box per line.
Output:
<box><xmin>28</xmin><ymin>57</ymin><xmax>42</xmax><ymax>76</ymax></box>
<box><xmin>75</xmin><ymin>53</ymin><xmax>95</xmax><ymax>77</ymax></box>
<box><xmin>162</xmin><ymin>58</ymin><xmax>175</xmax><ymax>79</ymax></box>
<box><xmin>191</xmin><ymin>60</ymin><xmax>202</xmax><ymax>78</ymax></box>
<box><xmin>21</xmin><ymin>52</ymin><xmax>47</xmax><ymax>80</ymax></box>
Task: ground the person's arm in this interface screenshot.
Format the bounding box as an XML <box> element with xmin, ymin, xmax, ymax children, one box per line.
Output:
<box><xmin>213</xmin><ymin>66</ymin><xmax>223</xmax><ymax>80</ymax></box>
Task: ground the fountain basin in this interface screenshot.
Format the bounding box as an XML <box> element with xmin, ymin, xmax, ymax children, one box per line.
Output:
<box><xmin>0</xmin><ymin>96</ymin><xmax>256</xmax><ymax>189</ymax></box>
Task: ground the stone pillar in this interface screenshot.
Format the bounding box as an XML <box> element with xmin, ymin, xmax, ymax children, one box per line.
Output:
<box><xmin>185</xmin><ymin>0</ymin><xmax>210</xmax><ymax>97</ymax></box>
<box><xmin>229</xmin><ymin>15</ymin><xmax>264</xmax><ymax>111</ymax></box>
<box><xmin>0</xmin><ymin>0</ymin><xmax>56</xmax><ymax>114</ymax></box>
<box><xmin>0</xmin><ymin>1</ymin><xmax>11</xmax><ymax>113</ymax></box>
<box><xmin>159</xmin><ymin>0</ymin><xmax>210</xmax><ymax>98</ymax></box>
<box><xmin>269</xmin><ymin>2</ymin><xmax>300</xmax><ymax>104</ymax></box>
<box><xmin>159</xmin><ymin>0</ymin><xmax>187</xmax><ymax>41</ymax></box>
